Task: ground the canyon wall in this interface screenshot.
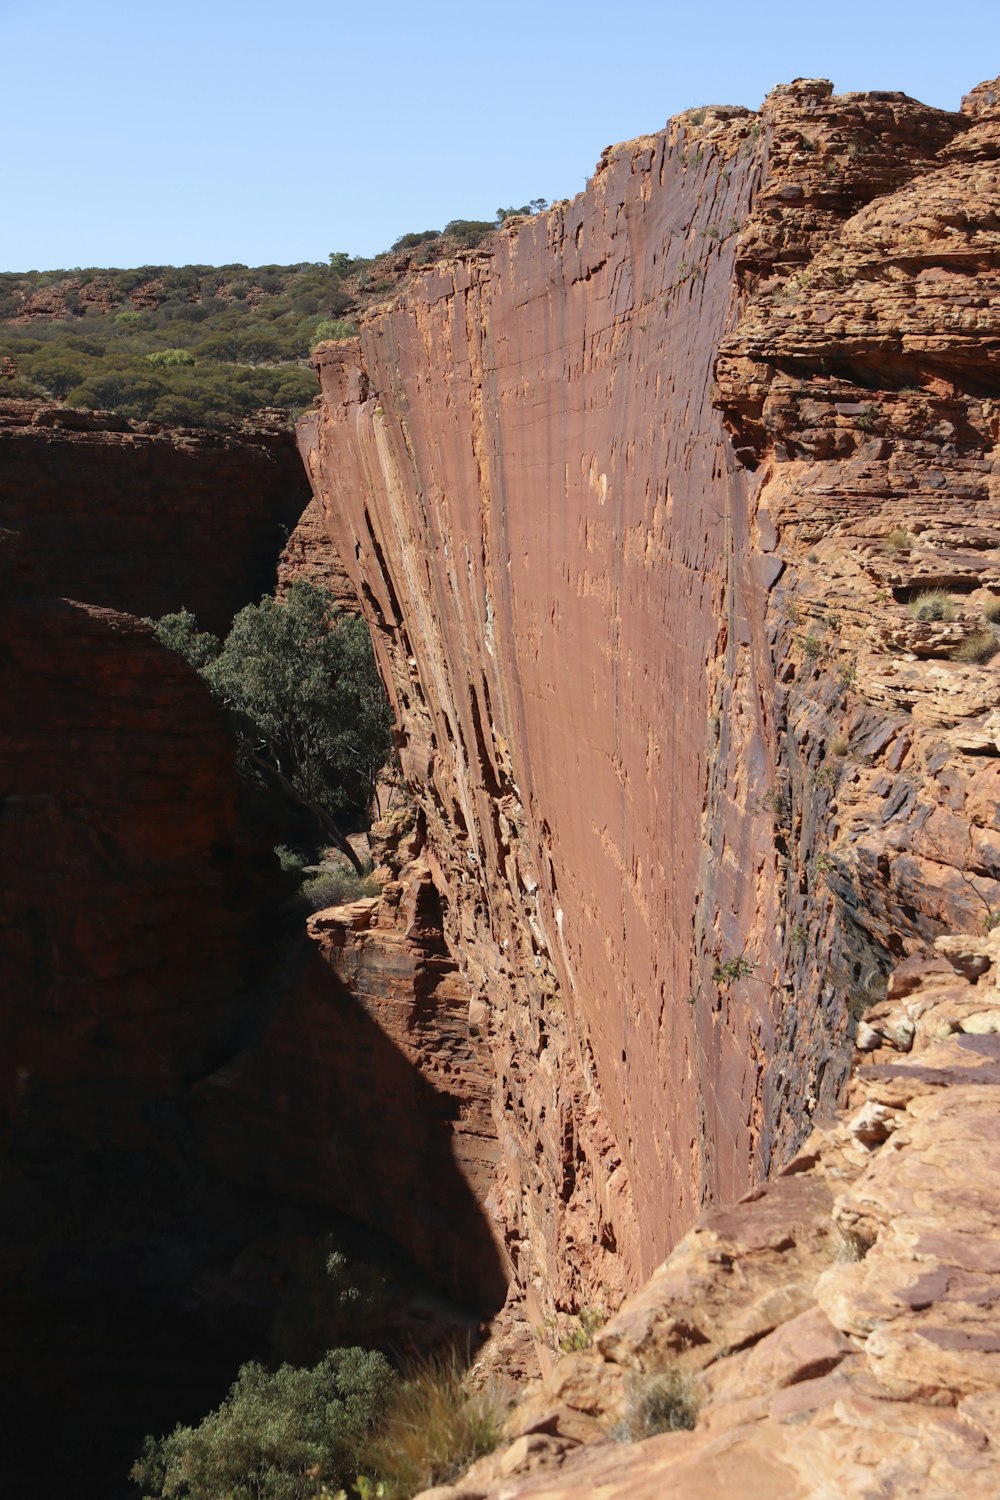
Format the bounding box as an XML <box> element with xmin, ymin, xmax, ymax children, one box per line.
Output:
<box><xmin>0</xmin><ymin>396</ymin><xmax>503</xmax><ymax>1325</ymax></box>
<box><xmin>299</xmin><ymin>76</ymin><xmax>1000</xmax><ymax>1322</ymax></box>
<box><xmin>0</xmin><ymin>404</ymin><xmax>313</xmax><ymax>1144</ymax></box>
<box><xmin>0</xmin><ymin>400</ymin><xmax>307</xmax><ymax>633</ymax></box>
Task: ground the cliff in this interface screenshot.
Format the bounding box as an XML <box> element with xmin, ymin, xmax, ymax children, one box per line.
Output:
<box><xmin>0</xmin><ymin>399</ymin><xmax>308</xmax><ymax>633</ymax></box>
<box><xmin>298</xmin><ymin>73</ymin><xmax>1000</xmax><ymax>1336</ymax></box>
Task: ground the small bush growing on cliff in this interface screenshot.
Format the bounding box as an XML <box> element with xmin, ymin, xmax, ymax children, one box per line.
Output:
<box><xmin>608</xmin><ymin>1368</ymin><xmax>699</xmax><ymax>1442</ymax></box>
<box><xmin>132</xmin><ymin>1347</ymin><xmax>396</xmax><ymax>1500</ymax></box>
<box><xmin>299</xmin><ymin>869</ymin><xmax>381</xmax><ymax>912</ymax></box>
<box><xmin>908</xmin><ymin>590</ymin><xmax>956</xmax><ymax>622</ymax></box>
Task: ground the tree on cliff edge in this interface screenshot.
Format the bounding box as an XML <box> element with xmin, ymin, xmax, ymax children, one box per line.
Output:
<box><xmin>150</xmin><ymin>583</ymin><xmax>394</xmax><ymax>867</ymax></box>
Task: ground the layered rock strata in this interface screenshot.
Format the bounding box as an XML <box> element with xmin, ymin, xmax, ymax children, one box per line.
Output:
<box><xmin>0</xmin><ymin>526</ymin><xmax>282</xmax><ymax>1146</ymax></box>
<box><xmin>0</xmin><ymin>399</ymin><xmax>308</xmax><ymax>633</ymax></box>
<box><xmin>425</xmin><ymin>939</ymin><xmax>1000</xmax><ymax>1500</ymax></box>
<box><xmin>299</xmin><ymin>75</ymin><xmax>1000</xmax><ymax>1325</ymax></box>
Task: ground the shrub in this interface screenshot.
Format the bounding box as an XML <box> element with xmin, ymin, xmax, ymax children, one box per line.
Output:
<box><xmin>609</xmin><ymin>1368</ymin><xmax>699</xmax><ymax>1442</ymax></box>
<box><xmin>981</xmin><ymin>595</ymin><xmax>1000</xmax><ymax>623</ymax></box>
<box><xmin>713</xmin><ymin>954</ymin><xmax>757</xmax><ymax>984</ymax></box>
<box><xmin>442</xmin><ymin>219</ymin><xmax>496</xmax><ymax>247</ymax></box>
<box><xmin>885</xmin><ymin>528</ymin><xmax>914</xmax><ymax>553</ymax></box>
<box><xmin>300</xmin><ymin>870</ymin><xmax>381</xmax><ymax>911</ymax></box>
<box><xmin>558</xmin><ymin>1306</ymin><xmax>605</xmax><ymax>1352</ymax></box>
<box><xmin>908</xmin><ymin>590</ymin><xmax>955</xmax><ymax>622</ymax></box>
<box><xmin>390</xmin><ymin>230</ymin><xmax>440</xmax><ymax>251</ymax></box>
<box><xmin>313</xmin><ymin>318</ymin><xmax>359</xmax><ymax>343</ymax></box>
<box><xmin>356</xmin><ymin>1351</ymin><xmax>505</xmax><ymax>1499</ymax></box>
<box><xmin>146</xmin><ymin>348</ymin><xmax>195</xmax><ymax>367</ymax></box>
<box><xmin>131</xmin><ymin>1347</ymin><xmax>396</xmax><ymax>1500</ymax></box>
<box><xmin>952</xmin><ymin>630</ymin><xmax>999</xmax><ymax>665</ymax></box>
<box><xmin>275</xmin><ymin>844</ymin><xmax>306</xmax><ymax>878</ymax></box>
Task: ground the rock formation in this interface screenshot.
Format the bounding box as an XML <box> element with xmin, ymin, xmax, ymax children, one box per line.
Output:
<box><xmin>0</xmin><ymin>528</ymin><xmax>284</xmax><ymax>1157</ymax></box>
<box><xmin>191</xmin><ymin>809</ymin><xmax>507</xmax><ymax>1308</ymax></box>
<box><xmin>0</xmin><ymin>399</ymin><xmax>308</xmax><ymax>633</ymax></box>
<box><xmin>424</xmin><ymin>937</ymin><xmax>1000</xmax><ymax>1499</ymax></box>
<box><xmin>298</xmin><ymin>72</ymin><xmax>1000</xmax><ymax>1345</ymax></box>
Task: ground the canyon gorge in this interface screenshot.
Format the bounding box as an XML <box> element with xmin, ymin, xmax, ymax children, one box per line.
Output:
<box><xmin>3</xmin><ymin>70</ymin><xmax>1000</xmax><ymax>1499</ymax></box>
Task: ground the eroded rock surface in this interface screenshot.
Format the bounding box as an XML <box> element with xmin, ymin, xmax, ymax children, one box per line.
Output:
<box><xmin>192</xmin><ymin>810</ymin><xmax>507</xmax><ymax>1308</ymax></box>
<box><xmin>0</xmin><ymin>526</ymin><xmax>283</xmax><ymax>1147</ymax></box>
<box><xmin>424</xmin><ymin>945</ymin><xmax>1000</xmax><ymax>1499</ymax></box>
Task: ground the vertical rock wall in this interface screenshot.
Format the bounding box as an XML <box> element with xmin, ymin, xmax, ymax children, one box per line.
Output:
<box><xmin>301</xmin><ymin>112</ymin><xmax>781</xmax><ymax>1312</ymax></box>
<box><xmin>300</xmin><ymin>76</ymin><xmax>1000</xmax><ymax>1320</ymax></box>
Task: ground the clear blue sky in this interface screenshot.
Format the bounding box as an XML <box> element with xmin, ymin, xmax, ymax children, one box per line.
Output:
<box><xmin>3</xmin><ymin>0</ymin><xmax>996</xmax><ymax>272</ymax></box>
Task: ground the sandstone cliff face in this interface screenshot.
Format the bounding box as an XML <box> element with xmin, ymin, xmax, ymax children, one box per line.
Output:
<box><xmin>0</xmin><ymin>436</ymin><xmax>292</xmax><ymax>1151</ymax></box>
<box><xmin>299</xmin><ymin>75</ymin><xmax>1000</xmax><ymax>1327</ymax></box>
<box><xmin>0</xmin><ymin>399</ymin><xmax>309</xmax><ymax>634</ymax></box>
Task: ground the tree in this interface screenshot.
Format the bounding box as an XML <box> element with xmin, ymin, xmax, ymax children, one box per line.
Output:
<box><xmin>131</xmin><ymin>1347</ymin><xmax>395</xmax><ymax>1500</ymax></box>
<box><xmin>151</xmin><ymin>584</ymin><xmax>395</xmax><ymax>866</ymax></box>
<box><xmin>145</xmin><ymin>609</ymin><xmax>221</xmax><ymax>669</ymax></box>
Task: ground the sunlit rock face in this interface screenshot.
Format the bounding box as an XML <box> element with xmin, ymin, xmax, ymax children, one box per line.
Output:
<box><xmin>299</xmin><ymin>75</ymin><xmax>1000</xmax><ymax>1321</ymax></box>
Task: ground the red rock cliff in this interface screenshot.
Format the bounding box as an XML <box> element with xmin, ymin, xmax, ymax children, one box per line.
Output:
<box><xmin>0</xmin><ymin>400</ymin><xmax>309</xmax><ymax>634</ymax></box>
<box><xmin>299</xmin><ymin>76</ymin><xmax>1000</xmax><ymax>1322</ymax></box>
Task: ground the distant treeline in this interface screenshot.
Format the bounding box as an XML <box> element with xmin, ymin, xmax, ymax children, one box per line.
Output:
<box><xmin>0</xmin><ymin>202</ymin><xmax>548</xmax><ymax>429</ymax></box>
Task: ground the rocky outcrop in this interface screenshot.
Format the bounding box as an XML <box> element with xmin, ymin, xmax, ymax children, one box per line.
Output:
<box><xmin>713</xmin><ymin>75</ymin><xmax>1000</xmax><ymax>1141</ymax></box>
<box><xmin>191</xmin><ymin>812</ymin><xmax>507</xmax><ymax>1308</ymax></box>
<box><xmin>425</xmin><ymin>939</ymin><xmax>1000</xmax><ymax>1500</ymax></box>
<box><xmin>0</xmin><ymin>399</ymin><xmax>309</xmax><ymax>633</ymax></box>
<box><xmin>298</xmin><ymin>74</ymin><xmax>1000</xmax><ymax>1333</ymax></box>
<box><xmin>277</xmin><ymin>492</ymin><xmax>359</xmax><ymax>610</ymax></box>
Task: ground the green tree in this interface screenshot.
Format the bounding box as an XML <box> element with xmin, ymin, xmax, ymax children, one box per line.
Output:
<box><xmin>144</xmin><ymin>608</ymin><xmax>221</xmax><ymax>669</ymax></box>
<box><xmin>131</xmin><ymin>1347</ymin><xmax>395</xmax><ymax>1500</ymax></box>
<box><xmin>205</xmin><ymin>582</ymin><xmax>393</xmax><ymax>819</ymax></box>
<box><xmin>151</xmin><ymin>584</ymin><xmax>394</xmax><ymax>865</ymax></box>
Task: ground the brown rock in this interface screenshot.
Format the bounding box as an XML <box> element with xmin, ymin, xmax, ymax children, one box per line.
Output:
<box><xmin>0</xmin><ymin>399</ymin><xmax>309</xmax><ymax>633</ymax></box>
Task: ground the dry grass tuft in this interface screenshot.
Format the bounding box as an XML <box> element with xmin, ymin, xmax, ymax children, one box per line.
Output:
<box><xmin>908</xmin><ymin>590</ymin><xmax>956</xmax><ymax>623</ymax></box>
<box><xmin>951</xmin><ymin>630</ymin><xmax>999</xmax><ymax>665</ymax></box>
<box><xmin>609</xmin><ymin>1368</ymin><xmax>700</xmax><ymax>1442</ymax></box>
<box><xmin>357</xmin><ymin>1351</ymin><xmax>506</xmax><ymax>1498</ymax></box>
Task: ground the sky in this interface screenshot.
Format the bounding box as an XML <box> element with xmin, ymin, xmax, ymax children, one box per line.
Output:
<box><xmin>3</xmin><ymin>0</ymin><xmax>997</xmax><ymax>272</ymax></box>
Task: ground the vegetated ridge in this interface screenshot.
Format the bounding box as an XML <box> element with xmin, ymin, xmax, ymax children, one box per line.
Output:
<box><xmin>0</xmin><ymin>207</ymin><xmax>546</xmax><ymax>428</ymax></box>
